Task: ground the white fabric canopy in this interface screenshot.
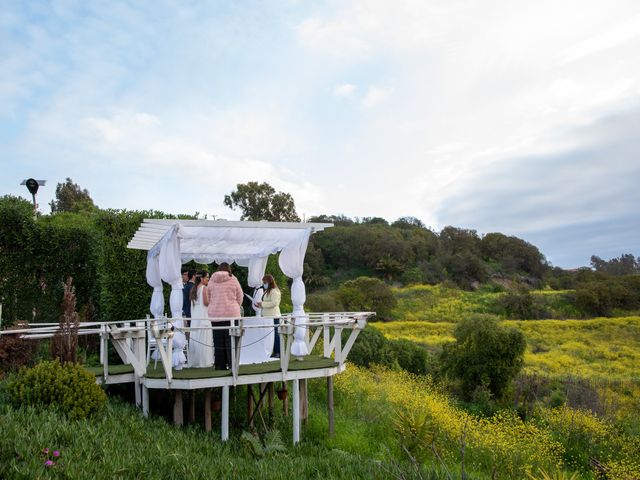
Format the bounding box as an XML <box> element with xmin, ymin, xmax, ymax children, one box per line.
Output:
<box><xmin>129</xmin><ymin>219</ymin><xmax>332</xmax><ymax>365</ymax></box>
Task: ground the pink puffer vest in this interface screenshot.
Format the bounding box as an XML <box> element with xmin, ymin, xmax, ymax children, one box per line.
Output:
<box><xmin>207</xmin><ymin>271</ymin><xmax>243</xmax><ymax>320</ymax></box>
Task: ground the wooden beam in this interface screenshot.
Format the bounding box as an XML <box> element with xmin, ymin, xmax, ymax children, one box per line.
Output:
<box><xmin>221</xmin><ymin>386</ymin><xmax>229</xmax><ymax>441</ymax></box>
<box><xmin>204</xmin><ymin>389</ymin><xmax>212</xmax><ymax>432</ymax></box>
<box><xmin>328</xmin><ymin>376</ymin><xmax>334</xmax><ymax>437</ymax></box>
<box><xmin>174</xmin><ymin>390</ymin><xmax>184</xmax><ymax>426</ymax></box>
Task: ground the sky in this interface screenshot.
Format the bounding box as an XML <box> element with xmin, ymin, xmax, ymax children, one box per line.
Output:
<box><xmin>1</xmin><ymin>0</ymin><xmax>639</xmax><ymax>268</ymax></box>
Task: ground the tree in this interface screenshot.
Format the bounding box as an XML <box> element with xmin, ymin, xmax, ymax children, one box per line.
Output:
<box><xmin>223</xmin><ymin>182</ymin><xmax>300</xmax><ymax>221</ymax></box>
<box><xmin>391</xmin><ymin>216</ymin><xmax>425</xmax><ymax>229</ymax></box>
<box><xmin>440</xmin><ymin>315</ymin><xmax>526</xmax><ymax>399</ymax></box>
<box><xmin>336</xmin><ymin>276</ymin><xmax>397</xmax><ymax>320</ymax></box>
<box><xmin>591</xmin><ymin>254</ymin><xmax>639</xmax><ymax>276</ymax></box>
<box><xmin>50</xmin><ymin>178</ymin><xmax>96</xmax><ymax>213</ymax></box>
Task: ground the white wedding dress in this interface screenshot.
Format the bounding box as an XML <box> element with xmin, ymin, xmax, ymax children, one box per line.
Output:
<box><xmin>188</xmin><ymin>285</ymin><xmax>214</xmax><ymax>367</ymax></box>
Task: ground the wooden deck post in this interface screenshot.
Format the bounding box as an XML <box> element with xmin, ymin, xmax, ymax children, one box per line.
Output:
<box><xmin>247</xmin><ymin>384</ymin><xmax>254</xmax><ymax>428</ymax></box>
<box><xmin>283</xmin><ymin>381</ymin><xmax>289</xmax><ymax>416</ymax></box>
<box><xmin>189</xmin><ymin>391</ymin><xmax>196</xmax><ymax>424</ymax></box>
<box><xmin>174</xmin><ymin>390</ymin><xmax>184</xmax><ymax>426</ymax></box>
<box><xmin>221</xmin><ymin>385</ymin><xmax>229</xmax><ymax>441</ymax></box>
<box><xmin>300</xmin><ymin>379</ymin><xmax>308</xmax><ymax>422</ymax></box>
<box><xmin>204</xmin><ymin>389</ymin><xmax>212</xmax><ymax>432</ymax></box>
<box><xmin>142</xmin><ymin>384</ymin><xmax>149</xmax><ymax>417</ymax></box>
<box><xmin>268</xmin><ymin>382</ymin><xmax>274</xmax><ymax>422</ymax></box>
<box><xmin>328</xmin><ymin>376</ymin><xmax>334</xmax><ymax>437</ymax></box>
<box><xmin>292</xmin><ymin>378</ymin><xmax>300</xmax><ymax>445</ymax></box>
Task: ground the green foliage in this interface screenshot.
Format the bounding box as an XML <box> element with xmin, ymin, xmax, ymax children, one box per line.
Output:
<box><xmin>7</xmin><ymin>360</ymin><xmax>106</xmax><ymax>419</ymax></box>
<box><xmin>49</xmin><ymin>177</ymin><xmax>97</xmax><ymax>213</ymax></box>
<box><xmin>336</xmin><ymin>276</ymin><xmax>397</xmax><ymax>320</ymax></box>
<box><xmin>223</xmin><ymin>181</ymin><xmax>300</xmax><ymax>221</ymax></box>
<box><xmin>305</xmin><ymin>291</ymin><xmax>344</xmax><ymax>312</ymax></box>
<box><xmin>0</xmin><ymin>196</ymin><xmax>101</xmax><ymax>324</ymax></box>
<box><xmin>481</xmin><ymin>232</ymin><xmax>547</xmax><ymax>279</ymax></box>
<box><xmin>0</xmin><ymin>397</ymin><xmax>435</xmax><ymax>479</ymax></box>
<box><xmin>441</xmin><ymin>315</ymin><xmax>526</xmax><ymax>399</ymax></box>
<box><xmin>240</xmin><ymin>430</ymin><xmax>287</xmax><ymax>458</ymax></box>
<box><xmin>94</xmin><ymin>209</ymin><xmax>181</xmax><ymax>321</ymax></box>
<box><xmin>345</xmin><ymin>326</ymin><xmax>431</xmax><ymax>375</ymax></box>
<box><xmin>591</xmin><ymin>253</ymin><xmax>640</xmax><ymax>275</ymax></box>
<box><xmin>500</xmin><ymin>289</ymin><xmax>549</xmax><ymax>320</ymax></box>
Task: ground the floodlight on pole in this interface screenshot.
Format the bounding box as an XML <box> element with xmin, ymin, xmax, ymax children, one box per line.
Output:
<box><xmin>20</xmin><ymin>178</ymin><xmax>46</xmax><ymax>219</ymax></box>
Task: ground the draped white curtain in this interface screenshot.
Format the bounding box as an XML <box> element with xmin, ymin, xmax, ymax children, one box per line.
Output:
<box><xmin>145</xmin><ymin>251</ymin><xmax>164</xmax><ymax>318</ymax></box>
<box><xmin>279</xmin><ymin>229</ymin><xmax>311</xmax><ymax>356</ymax></box>
<box><xmin>158</xmin><ymin>228</ymin><xmax>186</xmax><ymax>368</ymax></box>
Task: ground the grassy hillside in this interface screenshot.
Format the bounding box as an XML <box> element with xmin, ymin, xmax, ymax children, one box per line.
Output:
<box><xmin>375</xmin><ymin>317</ymin><xmax>640</xmax><ymax>382</ymax></box>
<box><xmin>390</xmin><ymin>284</ymin><xmax>582</xmax><ymax>321</ymax></box>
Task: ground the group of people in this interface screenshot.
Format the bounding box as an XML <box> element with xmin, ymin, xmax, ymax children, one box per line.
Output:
<box><xmin>181</xmin><ymin>263</ymin><xmax>281</xmax><ymax>370</ymax></box>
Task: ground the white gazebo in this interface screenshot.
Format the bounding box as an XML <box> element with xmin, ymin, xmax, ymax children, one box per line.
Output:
<box><xmin>128</xmin><ymin>218</ymin><xmax>333</xmax><ymax>367</ymax></box>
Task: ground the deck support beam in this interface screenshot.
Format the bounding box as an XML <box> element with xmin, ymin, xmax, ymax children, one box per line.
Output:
<box><xmin>204</xmin><ymin>389</ymin><xmax>212</xmax><ymax>432</ymax></box>
<box><xmin>142</xmin><ymin>385</ymin><xmax>149</xmax><ymax>417</ymax></box>
<box><xmin>174</xmin><ymin>390</ymin><xmax>184</xmax><ymax>425</ymax></box>
<box><xmin>292</xmin><ymin>378</ymin><xmax>300</xmax><ymax>444</ymax></box>
<box><xmin>221</xmin><ymin>386</ymin><xmax>229</xmax><ymax>441</ymax></box>
<box><xmin>328</xmin><ymin>376</ymin><xmax>334</xmax><ymax>437</ymax></box>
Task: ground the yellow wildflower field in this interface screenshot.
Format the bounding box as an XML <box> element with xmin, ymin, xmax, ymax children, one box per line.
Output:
<box><xmin>374</xmin><ymin>317</ymin><xmax>640</xmax><ymax>381</ymax></box>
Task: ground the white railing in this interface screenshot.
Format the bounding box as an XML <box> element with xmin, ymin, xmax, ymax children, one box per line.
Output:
<box><xmin>1</xmin><ymin>312</ymin><xmax>374</xmax><ymax>384</ymax></box>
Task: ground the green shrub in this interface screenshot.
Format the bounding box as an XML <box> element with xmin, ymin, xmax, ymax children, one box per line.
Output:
<box><xmin>440</xmin><ymin>315</ymin><xmax>526</xmax><ymax>399</ymax></box>
<box><xmin>7</xmin><ymin>360</ymin><xmax>106</xmax><ymax>419</ymax></box>
<box><xmin>336</xmin><ymin>276</ymin><xmax>396</xmax><ymax>320</ymax></box>
<box><xmin>345</xmin><ymin>326</ymin><xmax>431</xmax><ymax>375</ymax></box>
<box><xmin>305</xmin><ymin>291</ymin><xmax>345</xmax><ymax>312</ymax></box>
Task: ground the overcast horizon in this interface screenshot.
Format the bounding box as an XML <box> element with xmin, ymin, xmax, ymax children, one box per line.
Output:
<box><xmin>2</xmin><ymin>1</ymin><xmax>639</xmax><ymax>268</ymax></box>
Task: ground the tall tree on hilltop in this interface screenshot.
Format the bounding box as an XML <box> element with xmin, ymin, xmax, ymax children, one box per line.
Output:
<box><xmin>223</xmin><ymin>181</ymin><xmax>300</xmax><ymax>221</ymax></box>
<box><xmin>50</xmin><ymin>178</ymin><xmax>97</xmax><ymax>213</ymax></box>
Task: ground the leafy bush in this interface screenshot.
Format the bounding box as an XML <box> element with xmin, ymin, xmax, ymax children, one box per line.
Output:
<box><xmin>305</xmin><ymin>291</ymin><xmax>344</xmax><ymax>312</ymax></box>
<box><xmin>345</xmin><ymin>326</ymin><xmax>431</xmax><ymax>375</ymax></box>
<box><xmin>500</xmin><ymin>289</ymin><xmax>550</xmax><ymax>319</ymax></box>
<box><xmin>7</xmin><ymin>360</ymin><xmax>106</xmax><ymax>419</ymax></box>
<box><xmin>440</xmin><ymin>315</ymin><xmax>526</xmax><ymax>399</ymax></box>
<box><xmin>336</xmin><ymin>276</ymin><xmax>396</xmax><ymax>320</ymax></box>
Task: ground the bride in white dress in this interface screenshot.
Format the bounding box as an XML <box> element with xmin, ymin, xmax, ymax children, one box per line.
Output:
<box><xmin>188</xmin><ymin>272</ymin><xmax>214</xmax><ymax>367</ymax></box>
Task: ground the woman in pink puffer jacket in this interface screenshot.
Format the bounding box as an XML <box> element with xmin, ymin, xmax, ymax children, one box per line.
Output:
<box><xmin>204</xmin><ymin>263</ymin><xmax>243</xmax><ymax>369</ymax></box>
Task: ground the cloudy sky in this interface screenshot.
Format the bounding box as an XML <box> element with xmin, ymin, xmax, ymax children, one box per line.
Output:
<box><xmin>1</xmin><ymin>1</ymin><xmax>639</xmax><ymax>267</ymax></box>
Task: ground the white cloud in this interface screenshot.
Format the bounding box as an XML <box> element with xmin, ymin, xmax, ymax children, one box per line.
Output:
<box><xmin>362</xmin><ymin>85</ymin><xmax>390</xmax><ymax>107</ymax></box>
<box><xmin>333</xmin><ymin>83</ymin><xmax>357</xmax><ymax>97</ymax></box>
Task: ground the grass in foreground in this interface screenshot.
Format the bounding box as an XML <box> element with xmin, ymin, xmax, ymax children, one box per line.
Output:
<box><xmin>0</xmin><ymin>397</ymin><xmax>441</xmax><ymax>480</ymax></box>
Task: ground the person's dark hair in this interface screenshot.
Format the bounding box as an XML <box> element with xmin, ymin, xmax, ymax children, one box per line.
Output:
<box><xmin>189</xmin><ymin>275</ymin><xmax>202</xmax><ymax>303</ymax></box>
<box><xmin>181</xmin><ymin>268</ymin><xmax>188</xmax><ymax>275</ymax></box>
<box><xmin>262</xmin><ymin>274</ymin><xmax>278</xmax><ymax>295</ymax></box>
<box><xmin>218</xmin><ymin>262</ymin><xmax>233</xmax><ymax>277</ymax></box>
<box><xmin>187</xmin><ymin>269</ymin><xmax>196</xmax><ymax>281</ymax></box>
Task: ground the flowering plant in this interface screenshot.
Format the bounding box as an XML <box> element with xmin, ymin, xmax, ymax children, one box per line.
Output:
<box><xmin>41</xmin><ymin>448</ymin><xmax>61</xmax><ymax>467</ymax></box>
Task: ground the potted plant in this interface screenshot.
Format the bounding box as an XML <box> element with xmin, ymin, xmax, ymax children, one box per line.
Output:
<box><xmin>276</xmin><ymin>388</ymin><xmax>287</xmax><ymax>401</ymax></box>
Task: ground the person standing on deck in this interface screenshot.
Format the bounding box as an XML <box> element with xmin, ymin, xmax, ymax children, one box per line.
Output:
<box><xmin>189</xmin><ymin>271</ymin><xmax>213</xmax><ymax>367</ymax></box>
<box><xmin>205</xmin><ymin>263</ymin><xmax>243</xmax><ymax>370</ymax></box>
<box><xmin>182</xmin><ymin>270</ymin><xmax>196</xmax><ymax>318</ymax></box>
<box><xmin>255</xmin><ymin>274</ymin><xmax>282</xmax><ymax>358</ymax></box>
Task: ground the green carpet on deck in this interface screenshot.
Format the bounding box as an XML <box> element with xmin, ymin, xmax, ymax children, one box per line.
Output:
<box><xmin>144</xmin><ymin>354</ymin><xmax>338</xmax><ymax>379</ymax></box>
<box><xmin>86</xmin><ymin>364</ymin><xmax>135</xmax><ymax>376</ymax></box>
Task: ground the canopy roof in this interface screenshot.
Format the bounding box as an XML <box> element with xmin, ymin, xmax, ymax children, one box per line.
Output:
<box><xmin>127</xmin><ymin>219</ymin><xmax>333</xmax><ymax>264</ymax></box>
